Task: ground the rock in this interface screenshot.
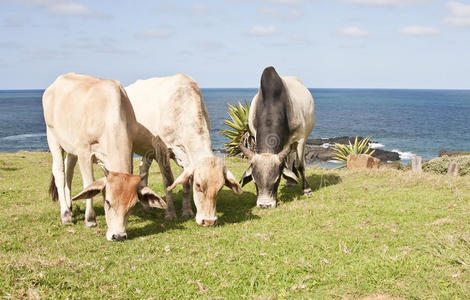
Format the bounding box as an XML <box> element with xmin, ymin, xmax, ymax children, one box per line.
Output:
<box><xmin>347</xmin><ymin>154</ymin><xmax>381</xmax><ymax>169</ymax></box>
<box><xmin>218</xmin><ymin>136</ymin><xmax>400</xmax><ymax>164</ymax></box>
<box><xmin>303</xmin><ymin>138</ymin><xmax>399</xmax><ymax>164</ymax></box>
<box><xmin>439</xmin><ymin>149</ymin><xmax>463</xmax><ymax>157</ymax></box>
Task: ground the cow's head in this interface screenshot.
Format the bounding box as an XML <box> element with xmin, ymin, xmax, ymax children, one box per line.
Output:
<box><xmin>167</xmin><ymin>157</ymin><xmax>242</xmax><ymax>226</ymax></box>
<box><xmin>72</xmin><ymin>170</ymin><xmax>166</xmax><ymax>241</ymax></box>
<box><xmin>239</xmin><ymin>144</ymin><xmax>298</xmax><ymax>208</ymax></box>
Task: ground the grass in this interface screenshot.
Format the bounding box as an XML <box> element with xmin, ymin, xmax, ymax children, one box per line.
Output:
<box><xmin>1</xmin><ymin>151</ymin><xmax>470</xmax><ymax>299</ymax></box>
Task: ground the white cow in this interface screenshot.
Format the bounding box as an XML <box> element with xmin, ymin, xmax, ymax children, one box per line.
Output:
<box><xmin>126</xmin><ymin>74</ymin><xmax>242</xmax><ymax>226</ymax></box>
<box><xmin>43</xmin><ymin>73</ymin><xmax>166</xmax><ymax>241</ymax></box>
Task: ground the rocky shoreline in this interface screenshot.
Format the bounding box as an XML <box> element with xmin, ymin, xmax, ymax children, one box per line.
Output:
<box><xmin>304</xmin><ymin>136</ymin><xmax>400</xmax><ymax>164</ymax></box>
<box><xmin>216</xmin><ymin>136</ymin><xmax>401</xmax><ymax>163</ymax></box>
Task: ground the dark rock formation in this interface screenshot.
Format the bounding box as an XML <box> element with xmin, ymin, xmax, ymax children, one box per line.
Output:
<box><xmin>304</xmin><ymin>136</ymin><xmax>400</xmax><ymax>163</ymax></box>
<box><xmin>217</xmin><ymin>136</ymin><xmax>400</xmax><ymax>163</ymax></box>
<box><xmin>439</xmin><ymin>149</ymin><xmax>463</xmax><ymax>157</ymax></box>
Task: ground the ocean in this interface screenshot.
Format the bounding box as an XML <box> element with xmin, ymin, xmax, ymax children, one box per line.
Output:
<box><xmin>1</xmin><ymin>88</ymin><xmax>469</xmax><ymax>161</ymax></box>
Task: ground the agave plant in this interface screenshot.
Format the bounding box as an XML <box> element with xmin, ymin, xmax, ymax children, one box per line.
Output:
<box><xmin>332</xmin><ymin>136</ymin><xmax>375</xmax><ymax>168</ymax></box>
<box><xmin>220</xmin><ymin>101</ymin><xmax>255</xmax><ymax>157</ymax></box>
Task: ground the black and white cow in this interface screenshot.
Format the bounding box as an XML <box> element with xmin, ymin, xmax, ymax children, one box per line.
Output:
<box><xmin>239</xmin><ymin>66</ymin><xmax>315</xmax><ymax>208</ymax></box>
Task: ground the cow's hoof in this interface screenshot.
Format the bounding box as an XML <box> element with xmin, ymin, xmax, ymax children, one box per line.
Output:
<box><xmin>303</xmin><ymin>188</ymin><xmax>312</xmax><ymax>196</ymax></box>
<box><xmin>61</xmin><ymin>211</ymin><xmax>73</xmax><ymax>225</ymax></box>
<box><xmin>85</xmin><ymin>219</ymin><xmax>97</xmax><ymax>228</ymax></box>
<box><xmin>182</xmin><ymin>210</ymin><xmax>195</xmax><ymax>218</ymax></box>
<box><xmin>165</xmin><ymin>211</ymin><xmax>177</xmax><ymax>221</ymax></box>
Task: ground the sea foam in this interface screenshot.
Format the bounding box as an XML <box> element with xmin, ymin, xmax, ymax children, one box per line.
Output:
<box><xmin>391</xmin><ymin>149</ymin><xmax>415</xmax><ymax>160</ymax></box>
<box><xmin>370</xmin><ymin>143</ymin><xmax>385</xmax><ymax>149</ymax></box>
<box><xmin>0</xmin><ymin>133</ymin><xmax>46</xmax><ymax>141</ymax></box>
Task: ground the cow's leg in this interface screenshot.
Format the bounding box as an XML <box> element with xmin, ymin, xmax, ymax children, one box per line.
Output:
<box><xmin>47</xmin><ymin>130</ymin><xmax>72</xmax><ymax>224</ymax></box>
<box><xmin>78</xmin><ymin>152</ymin><xmax>97</xmax><ymax>227</ymax></box>
<box><xmin>64</xmin><ymin>153</ymin><xmax>77</xmax><ymax>213</ymax></box>
<box><xmin>297</xmin><ymin>139</ymin><xmax>312</xmax><ymax>195</ymax></box>
<box><xmin>182</xmin><ymin>180</ymin><xmax>194</xmax><ymax>218</ymax></box>
<box><xmin>139</xmin><ymin>158</ymin><xmax>151</xmax><ymax>188</ymax></box>
<box><xmin>285</xmin><ymin>150</ymin><xmax>297</xmax><ymax>188</ymax></box>
<box><xmin>152</xmin><ymin>146</ymin><xmax>177</xmax><ymax>221</ymax></box>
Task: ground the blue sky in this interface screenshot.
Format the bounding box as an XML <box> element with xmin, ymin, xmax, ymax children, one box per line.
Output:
<box><xmin>1</xmin><ymin>0</ymin><xmax>469</xmax><ymax>89</ymax></box>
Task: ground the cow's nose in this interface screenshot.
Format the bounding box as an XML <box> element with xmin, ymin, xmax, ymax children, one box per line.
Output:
<box><xmin>112</xmin><ymin>233</ymin><xmax>127</xmax><ymax>241</ymax></box>
<box><xmin>202</xmin><ymin>219</ymin><xmax>216</xmax><ymax>227</ymax></box>
<box><xmin>259</xmin><ymin>204</ymin><xmax>270</xmax><ymax>209</ymax></box>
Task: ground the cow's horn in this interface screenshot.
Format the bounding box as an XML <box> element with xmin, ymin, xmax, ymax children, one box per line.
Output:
<box><xmin>91</xmin><ymin>152</ymin><xmax>109</xmax><ymax>177</ymax></box>
<box><xmin>97</xmin><ymin>161</ymin><xmax>110</xmax><ymax>177</ymax></box>
<box><xmin>278</xmin><ymin>146</ymin><xmax>290</xmax><ymax>162</ymax></box>
<box><xmin>239</xmin><ymin>143</ymin><xmax>254</xmax><ymax>160</ymax></box>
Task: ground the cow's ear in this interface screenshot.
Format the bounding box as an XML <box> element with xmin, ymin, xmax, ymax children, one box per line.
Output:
<box><xmin>240</xmin><ymin>166</ymin><xmax>253</xmax><ymax>187</ymax></box>
<box><xmin>224</xmin><ymin>168</ymin><xmax>243</xmax><ymax>194</ymax></box>
<box><xmin>167</xmin><ymin>169</ymin><xmax>193</xmax><ymax>191</ymax></box>
<box><xmin>138</xmin><ymin>186</ymin><xmax>167</xmax><ymax>210</ymax></box>
<box><xmin>72</xmin><ymin>178</ymin><xmax>107</xmax><ymax>200</ymax></box>
<box><xmin>282</xmin><ymin>168</ymin><xmax>299</xmax><ymax>184</ymax></box>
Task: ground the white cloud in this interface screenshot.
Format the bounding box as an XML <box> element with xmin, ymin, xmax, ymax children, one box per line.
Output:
<box><xmin>445</xmin><ymin>1</ymin><xmax>470</xmax><ymax>27</ymax></box>
<box><xmin>258</xmin><ymin>7</ymin><xmax>303</xmax><ymax>21</ymax></box>
<box><xmin>249</xmin><ymin>26</ymin><xmax>278</xmax><ymax>36</ymax></box>
<box><xmin>341</xmin><ymin>0</ymin><xmax>427</xmax><ymax>6</ymax></box>
<box><xmin>336</xmin><ymin>26</ymin><xmax>370</xmax><ymax>37</ymax></box>
<box><xmin>259</xmin><ymin>0</ymin><xmax>301</xmax><ymax>4</ymax></box>
<box><xmin>399</xmin><ymin>26</ymin><xmax>440</xmax><ymax>36</ymax></box>
<box><xmin>10</xmin><ymin>0</ymin><xmax>96</xmax><ymax>16</ymax></box>
<box><xmin>139</xmin><ymin>28</ymin><xmax>173</xmax><ymax>39</ymax></box>
<box><xmin>3</xmin><ymin>16</ymin><xmax>26</xmax><ymax>27</ymax></box>
<box><xmin>192</xmin><ymin>3</ymin><xmax>210</xmax><ymax>16</ymax></box>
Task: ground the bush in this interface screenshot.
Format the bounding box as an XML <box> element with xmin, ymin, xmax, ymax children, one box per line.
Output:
<box><xmin>332</xmin><ymin>136</ymin><xmax>375</xmax><ymax>168</ymax></box>
<box><xmin>423</xmin><ymin>155</ymin><xmax>470</xmax><ymax>176</ymax></box>
<box><xmin>220</xmin><ymin>101</ymin><xmax>255</xmax><ymax>157</ymax></box>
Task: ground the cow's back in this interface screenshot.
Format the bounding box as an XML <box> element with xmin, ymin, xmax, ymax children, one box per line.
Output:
<box><xmin>249</xmin><ymin>75</ymin><xmax>315</xmax><ymax>150</ymax></box>
<box><xmin>43</xmin><ymin>73</ymin><xmax>136</xmax><ymax>157</ymax></box>
<box><xmin>126</xmin><ymin>74</ymin><xmax>212</xmax><ymax>157</ymax></box>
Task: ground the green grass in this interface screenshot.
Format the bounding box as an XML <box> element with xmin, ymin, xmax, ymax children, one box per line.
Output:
<box><xmin>1</xmin><ymin>152</ymin><xmax>470</xmax><ymax>299</ymax></box>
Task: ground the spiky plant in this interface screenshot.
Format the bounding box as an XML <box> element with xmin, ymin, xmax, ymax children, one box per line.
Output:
<box><xmin>220</xmin><ymin>101</ymin><xmax>255</xmax><ymax>157</ymax></box>
<box><xmin>332</xmin><ymin>136</ymin><xmax>376</xmax><ymax>168</ymax></box>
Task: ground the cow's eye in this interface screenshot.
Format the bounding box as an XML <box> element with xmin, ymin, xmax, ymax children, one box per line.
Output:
<box><xmin>105</xmin><ymin>199</ymin><xmax>111</xmax><ymax>206</ymax></box>
<box><xmin>195</xmin><ymin>183</ymin><xmax>202</xmax><ymax>192</ymax></box>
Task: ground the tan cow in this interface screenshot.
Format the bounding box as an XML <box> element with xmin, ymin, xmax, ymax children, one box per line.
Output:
<box><xmin>125</xmin><ymin>74</ymin><xmax>242</xmax><ymax>226</ymax></box>
<box><xmin>43</xmin><ymin>73</ymin><xmax>167</xmax><ymax>241</ymax></box>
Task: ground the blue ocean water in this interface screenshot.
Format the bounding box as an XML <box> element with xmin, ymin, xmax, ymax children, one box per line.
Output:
<box><xmin>1</xmin><ymin>88</ymin><xmax>469</xmax><ymax>160</ymax></box>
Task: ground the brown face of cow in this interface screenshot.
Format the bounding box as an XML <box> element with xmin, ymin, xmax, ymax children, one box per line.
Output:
<box><xmin>192</xmin><ymin>158</ymin><xmax>225</xmax><ymax>226</ymax></box>
<box><xmin>102</xmin><ymin>172</ymin><xmax>140</xmax><ymax>241</ymax></box>
<box><xmin>73</xmin><ymin>171</ymin><xmax>166</xmax><ymax>241</ymax></box>
<box><xmin>167</xmin><ymin>157</ymin><xmax>242</xmax><ymax>226</ymax></box>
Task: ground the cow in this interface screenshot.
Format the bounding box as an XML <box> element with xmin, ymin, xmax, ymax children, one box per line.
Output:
<box><xmin>125</xmin><ymin>74</ymin><xmax>242</xmax><ymax>226</ymax></box>
<box><xmin>43</xmin><ymin>73</ymin><xmax>167</xmax><ymax>241</ymax></box>
<box><xmin>239</xmin><ymin>66</ymin><xmax>315</xmax><ymax>208</ymax></box>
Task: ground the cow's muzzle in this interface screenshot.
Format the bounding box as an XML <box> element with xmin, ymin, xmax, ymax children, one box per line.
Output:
<box><xmin>257</xmin><ymin>198</ymin><xmax>276</xmax><ymax>209</ymax></box>
<box><xmin>111</xmin><ymin>233</ymin><xmax>127</xmax><ymax>242</ymax></box>
<box><xmin>202</xmin><ymin>219</ymin><xmax>217</xmax><ymax>227</ymax></box>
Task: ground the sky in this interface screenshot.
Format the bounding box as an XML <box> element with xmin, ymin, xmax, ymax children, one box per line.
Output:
<box><xmin>0</xmin><ymin>0</ymin><xmax>469</xmax><ymax>89</ymax></box>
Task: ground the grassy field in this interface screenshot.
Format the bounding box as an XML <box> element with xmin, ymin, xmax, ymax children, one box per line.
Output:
<box><xmin>1</xmin><ymin>151</ymin><xmax>470</xmax><ymax>299</ymax></box>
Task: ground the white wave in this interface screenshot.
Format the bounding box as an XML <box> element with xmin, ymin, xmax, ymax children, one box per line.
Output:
<box><xmin>0</xmin><ymin>133</ymin><xmax>46</xmax><ymax>141</ymax></box>
<box><xmin>321</xmin><ymin>143</ymin><xmax>331</xmax><ymax>148</ymax></box>
<box><xmin>327</xmin><ymin>160</ymin><xmax>343</xmax><ymax>164</ymax></box>
<box><xmin>370</xmin><ymin>143</ymin><xmax>384</xmax><ymax>149</ymax></box>
<box><xmin>391</xmin><ymin>149</ymin><xmax>415</xmax><ymax>160</ymax></box>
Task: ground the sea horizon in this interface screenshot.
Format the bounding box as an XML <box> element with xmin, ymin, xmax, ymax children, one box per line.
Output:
<box><xmin>1</xmin><ymin>88</ymin><xmax>470</xmax><ymax>162</ymax></box>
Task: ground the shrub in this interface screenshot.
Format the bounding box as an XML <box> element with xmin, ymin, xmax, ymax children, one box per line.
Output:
<box><xmin>423</xmin><ymin>155</ymin><xmax>470</xmax><ymax>176</ymax></box>
<box><xmin>332</xmin><ymin>136</ymin><xmax>375</xmax><ymax>168</ymax></box>
<box><xmin>220</xmin><ymin>101</ymin><xmax>255</xmax><ymax>157</ymax></box>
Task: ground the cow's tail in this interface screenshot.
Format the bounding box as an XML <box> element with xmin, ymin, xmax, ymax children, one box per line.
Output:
<box><xmin>49</xmin><ymin>174</ymin><xmax>58</xmax><ymax>202</ymax></box>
